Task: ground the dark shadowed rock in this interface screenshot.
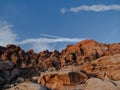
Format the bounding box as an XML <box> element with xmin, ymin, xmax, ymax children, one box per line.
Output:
<box><xmin>9</xmin><ymin>68</ymin><xmax>22</xmax><ymax>81</ymax></box>
<box><xmin>0</xmin><ymin>60</ymin><xmax>15</xmax><ymax>71</ymax></box>
<box><xmin>0</xmin><ymin>76</ymin><xmax>5</xmax><ymax>85</ymax></box>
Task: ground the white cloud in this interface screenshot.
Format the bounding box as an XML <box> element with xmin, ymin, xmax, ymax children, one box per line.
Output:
<box><xmin>31</xmin><ymin>42</ymin><xmax>55</xmax><ymax>52</ymax></box>
<box><xmin>61</xmin><ymin>4</ymin><xmax>120</xmax><ymax>13</ymax></box>
<box><xmin>0</xmin><ymin>21</ymin><xmax>17</xmax><ymax>46</ymax></box>
<box><xmin>40</xmin><ymin>34</ymin><xmax>61</xmax><ymax>38</ymax></box>
<box><xmin>0</xmin><ymin>21</ymin><xmax>86</xmax><ymax>52</ymax></box>
<box><xmin>60</xmin><ymin>8</ymin><xmax>66</xmax><ymax>14</ymax></box>
<box><xmin>17</xmin><ymin>37</ymin><xmax>85</xmax><ymax>45</ymax></box>
<box><xmin>17</xmin><ymin>36</ymin><xmax>85</xmax><ymax>52</ymax></box>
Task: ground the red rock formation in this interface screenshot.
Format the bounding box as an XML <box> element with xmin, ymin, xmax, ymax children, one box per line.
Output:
<box><xmin>0</xmin><ymin>39</ymin><xmax>120</xmax><ymax>89</ymax></box>
<box><xmin>60</xmin><ymin>40</ymin><xmax>120</xmax><ymax>66</ymax></box>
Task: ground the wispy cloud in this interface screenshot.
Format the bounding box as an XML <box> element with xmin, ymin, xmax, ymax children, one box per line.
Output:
<box><xmin>0</xmin><ymin>21</ymin><xmax>17</xmax><ymax>46</ymax></box>
<box><xmin>60</xmin><ymin>4</ymin><xmax>120</xmax><ymax>13</ymax></box>
<box><xmin>0</xmin><ymin>20</ymin><xmax>85</xmax><ymax>52</ymax></box>
<box><xmin>17</xmin><ymin>36</ymin><xmax>85</xmax><ymax>52</ymax></box>
<box><xmin>17</xmin><ymin>37</ymin><xmax>84</xmax><ymax>45</ymax></box>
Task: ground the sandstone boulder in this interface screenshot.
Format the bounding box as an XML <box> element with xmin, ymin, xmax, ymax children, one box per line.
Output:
<box><xmin>38</xmin><ymin>65</ymin><xmax>88</xmax><ymax>90</ymax></box>
<box><xmin>81</xmin><ymin>54</ymin><xmax>120</xmax><ymax>80</ymax></box>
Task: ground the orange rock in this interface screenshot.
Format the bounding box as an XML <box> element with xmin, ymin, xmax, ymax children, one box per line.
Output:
<box><xmin>0</xmin><ymin>39</ymin><xmax>120</xmax><ymax>89</ymax></box>
<box><xmin>81</xmin><ymin>54</ymin><xmax>120</xmax><ymax>80</ymax></box>
<box><xmin>10</xmin><ymin>53</ymin><xmax>19</xmax><ymax>64</ymax></box>
<box><xmin>38</xmin><ymin>66</ymin><xmax>88</xmax><ymax>89</ymax></box>
<box><xmin>1</xmin><ymin>53</ymin><xmax>7</xmax><ymax>60</ymax></box>
<box><xmin>60</xmin><ymin>40</ymin><xmax>109</xmax><ymax>66</ymax></box>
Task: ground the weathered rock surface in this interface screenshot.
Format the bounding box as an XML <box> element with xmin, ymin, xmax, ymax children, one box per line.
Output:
<box><xmin>60</xmin><ymin>40</ymin><xmax>120</xmax><ymax>66</ymax></box>
<box><xmin>0</xmin><ymin>60</ymin><xmax>18</xmax><ymax>85</ymax></box>
<box><xmin>38</xmin><ymin>65</ymin><xmax>88</xmax><ymax>90</ymax></box>
<box><xmin>85</xmin><ymin>78</ymin><xmax>120</xmax><ymax>90</ymax></box>
<box><xmin>6</xmin><ymin>82</ymin><xmax>48</xmax><ymax>90</ymax></box>
<box><xmin>81</xmin><ymin>54</ymin><xmax>120</xmax><ymax>81</ymax></box>
<box><xmin>0</xmin><ymin>40</ymin><xmax>120</xmax><ymax>89</ymax></box>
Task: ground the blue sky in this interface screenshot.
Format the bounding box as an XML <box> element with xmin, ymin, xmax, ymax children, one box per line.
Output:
<box><xmin>0</xmin><ymin>0</ymin><xmax>120</xmax><ymax>52</ymax></box>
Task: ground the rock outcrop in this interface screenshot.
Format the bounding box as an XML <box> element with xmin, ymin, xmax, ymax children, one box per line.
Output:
<box><xmin>60</xmin><ymin>40</ymin><xmax>120</xmax><ymax>66</ymax></box>
<box><xmin>0</xmin><ymin>40</ymin><xmax>120</xmax><ymax>90</ymax></box>
<box><xmin>81</xmin><ymin>54</ymin><xmax>120</xmax><ymax>81</ymax></box>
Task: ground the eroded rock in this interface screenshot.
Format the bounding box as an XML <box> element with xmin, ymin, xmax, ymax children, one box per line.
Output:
<box><xmin>38</xmin><ymin>66</ymin><xmax>88</xmax><ymax>90</ymax></box>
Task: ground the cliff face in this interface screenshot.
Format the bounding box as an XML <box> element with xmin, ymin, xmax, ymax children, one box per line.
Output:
<box><xmin>0</xmin><ymin>40</ymin><xmax>120</xmax><ymax>90</ymax></box>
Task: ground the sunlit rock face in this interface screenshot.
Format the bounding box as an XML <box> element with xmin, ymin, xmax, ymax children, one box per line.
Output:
<box><xmin>0</xmin><ymin>40</ymin><xmax>120</xmax><ymax>90</ymax></box>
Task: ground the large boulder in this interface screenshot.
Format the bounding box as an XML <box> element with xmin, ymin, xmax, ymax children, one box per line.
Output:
<box><xmin>38</xmin><ymin>66</ymin><xmax>88</xmax><ymax>90</ymax></box>
<box><xmin>93</xmin><ymin>54</ymin><xmax>120</xmax><ymax>81</ymax></box>
<box><xmin>81</xmin><ymin>54</ymin><xmax>120</xmax><ymax>80</ymax></box>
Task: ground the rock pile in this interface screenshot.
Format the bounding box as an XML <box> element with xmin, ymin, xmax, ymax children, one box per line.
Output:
<box><xmin>0</xmin><ymin>40</ymin><xmax>120</xmax><ymax>90</ymax></box>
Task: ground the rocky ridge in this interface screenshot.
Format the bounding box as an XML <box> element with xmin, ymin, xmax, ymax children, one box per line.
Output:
<box><xmin>0</xmin><ymin>40</ymin><xmax>120</xmax><ymax>90</ymax></box>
